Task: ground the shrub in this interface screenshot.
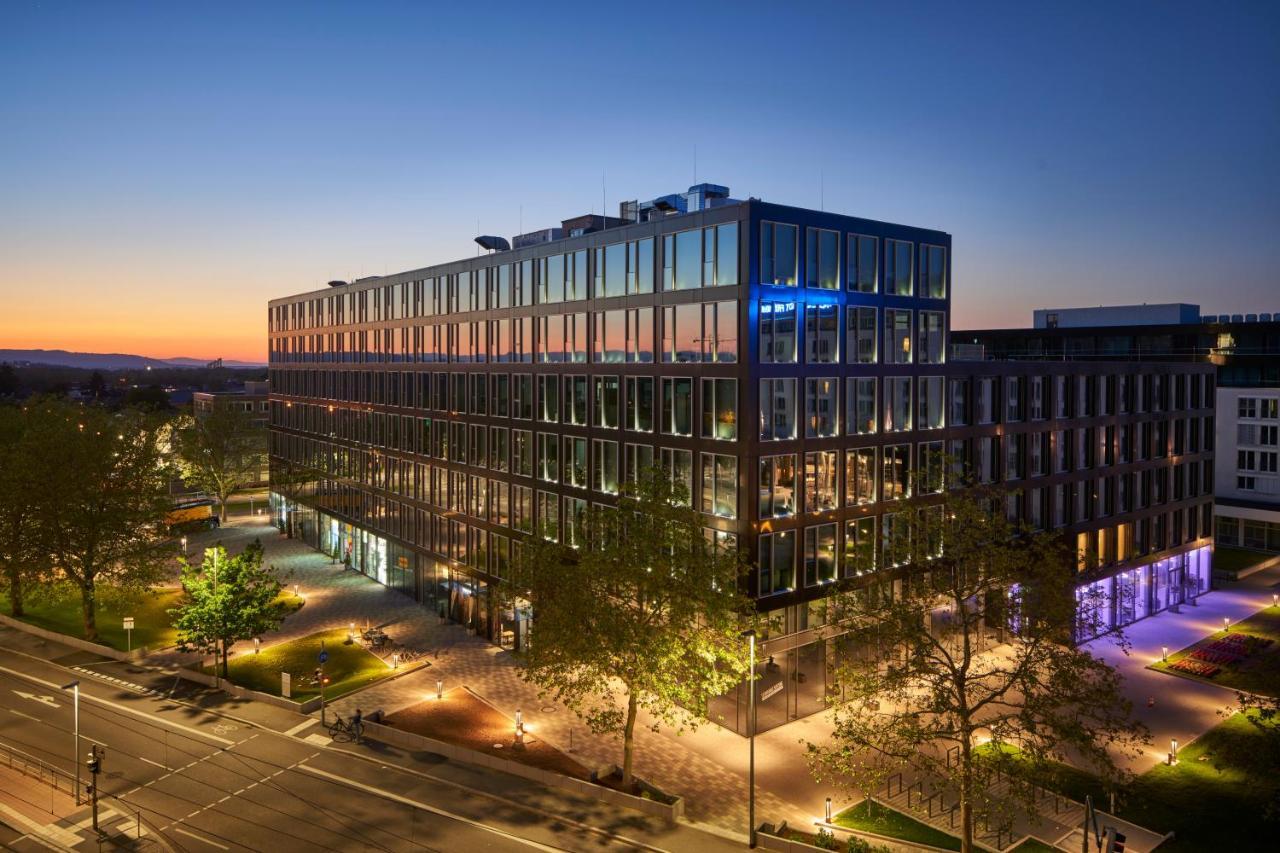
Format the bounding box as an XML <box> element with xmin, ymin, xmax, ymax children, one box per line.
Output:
<box><xmin>815</xmin><ymin>828</ymin><xmax>839</xmax><ymax>850</ymax></box>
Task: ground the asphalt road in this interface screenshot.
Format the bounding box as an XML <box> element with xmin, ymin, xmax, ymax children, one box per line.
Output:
<box><xmin>0</xmin><ymin>641</ymin><xmax>726</xmax><ymax>853</ymax></box>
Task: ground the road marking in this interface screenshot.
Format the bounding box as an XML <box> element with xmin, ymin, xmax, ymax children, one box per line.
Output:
<box><xmin>282</xmin><ymin>719</ymin><xmax>314</xmax><ymax>736</ymax></box>
<box><xmin>11</xmin><ymin>689</ymin><xmax>60</xmax><ymax>708</ymax></box>
<box><xmin>8</xmin><ymin>708</ymin><xmax>41</xmax><ymax>722</ymax></box>
<box><xmin>0</xmin><ymin>664</ymin><xmax>234</xmax><ymax>746</ymax></box>
<box><xmin>138</xmin><ymin>755</ymin><xmax>166</xmax><ymax>769</ymax></box>
<box><xmin>172</xmin><ymin>826</ymin><xmax>230</xmax><ymax>850</ymax></box>
<box><xmin>299</xmin><ymin>764</ymin><xmax>563</xmax><ymax>851</ymax></box>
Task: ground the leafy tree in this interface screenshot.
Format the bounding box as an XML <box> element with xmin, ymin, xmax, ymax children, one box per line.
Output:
<box><xmin>807</xmin><ymin>482</ymin><xmax>1148</xmax><ymax>853</ymax></box>
<box><xmin>510</xmin><ymin>466</ymin><xmax>751</xmax><ymax>786</ymax></box>
<box><xmin>172</xmin><ymin>406</ymin><xmax>265</xmax><ymax>521</ymax></box>
<box><xmin>0</xmin><ymin>404</ymin><xmax>51</xmax><ymax>615</ymax></box>
<box><xmin>171</xmin><ymin>540</ymin><xmax>287</xmax><ymax>677</ymax></box>
<box><xmin>88</xmin><ymin>371</ymin><xmax>107</xmax><ymax>400</ymax></box>
<box><xmin>39</xmin><ymin>401</ymin><xmax>174</xmax><ymax>641</ymax></box>
<box><xmin>0</xmin><ymin>365</ymin><xmax>20</xmax><ymax>398</ymax></box>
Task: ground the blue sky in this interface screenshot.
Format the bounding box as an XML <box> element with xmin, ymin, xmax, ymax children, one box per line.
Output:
<box><xmin>2</xmin><ymin>1</ymin><xmax>1277</xmax><ymax>359</ymax></box>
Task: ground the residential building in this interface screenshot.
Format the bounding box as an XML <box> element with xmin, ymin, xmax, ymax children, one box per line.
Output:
<box><xmin>268</xmin><ymin>187</ymin><xmax>1212</xmax><ymax>732</ymax></box>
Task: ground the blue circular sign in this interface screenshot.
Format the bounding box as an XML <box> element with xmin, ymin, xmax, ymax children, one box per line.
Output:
<box><xmin>318</xmin><ymin>650</ymin><xmax>329</xmax><ymax>663</ymax></box>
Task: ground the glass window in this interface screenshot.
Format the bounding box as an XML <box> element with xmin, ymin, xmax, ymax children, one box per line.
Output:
<box><xmin>626</xmin><ymin>307</ymin><xmax>654</xmax><ymax>363</ymax></box>
<box><xmin>513</xmin><ymin>430</ymin><xmax>533</xmax><ymax>477</ymax></box>
<box><xmin>921</xmin><ymin>244</ymin><xmax>947</xmax><ymax>299</ymax></box>
<box><xmin>805</xmin><ymin>304</ymin><xmax>839</xmax><ymax>363</ymax></box>
<box><xmin>633</xmin><ymin>238</ymin><xmax>655</xmax><ymax>294</ymax></box>
<box><xmin>847</xmin><ymin>306</ymin><xmax>877</xmax><ymax>364</ymax></box>
<box><xmin>624</xmin><ymin>442</ymin><xmax>654</xmax><ymax>484</ymax></box>
<box><xmin>885</xmin><ymin>377</ymin><xmax>912</xmax><ymax>432</ymax></box>
<box><xmin>537</xmin><ymin>433</ymin><xmax>559</xmax><ymax>482</ymax></box>
<box><xmin>846</xmin><ymin>377</ymin><xmax>877</xmax><ymax>435</ymax></box>
<box><xmin>759</xmin><ymin>301</ymin><xmax>798</xmax><ymax>363</ymax></box>
<box><xmin>513</xmin><ymin>374</ymin><xmax>533</xmax><ymax>420</ymax></box>
<box><xmin>603</xmin><ymin>243</ymin><xmax>626</xmax><ymax>298</ymax></box>
<box><xmin>594</xmin><ymin>376</ymin><xmax>620</xmax><ymax>428</ymax></box>
<box><xmin>626</xmin><ymin>376</ymin><xmax>654</xmax><ymax>432</ymax></box>
<box><xmin>919</xmin><ymin>311</ymin><xmax>945</xmax><ymax>364</ymax></box>
<box><xmin>674</xmin><ymin>229</ymin><xmax>702</xmax><ymax>290</ymax></box>
<box><xmin>661</xmin><ymin>377</ymin><xmax>694</xmax><ymax>436</ymax></box>
<box><xmin>883</xmin><ymin>445</ymin><xmax>911</xmax><ymax>500</ymax></box>
<box><xmin>715</xmin><ymin>223</ymin><xmax>738</xmax><ymax>286</ymax></box>
<box><xmin>886</xmin><ymin>309</ymin><xmax>912</xmax><ymax>364</ymax></box>
<box><xmin>703</xmin><ymin>300</ymin><xmax>739</xmax><ymax>363</ymax></box>
<box><xmin>805</xmin><ymin>377</ymin><xmax>839</xmax><ymax>438</ymax></box>
<box><xmin>844</xmin><ymin>517</ymin><xmax>877</xmax><ymax>577</ymax></box>
<box><xmin>592</xmin><ymin>439</ymin><xmax>619</xmax><ymax>494</ymax></box>
<box><xmin>758</xmin><ymin>454</ymin><xmax>797</xmax><ymax>518</ymax></box>
<box><xmin>847</xmin><ymin>234</ymin><xmax>878</xmax><ymax>293</ymax></box>
<box><xmin>806</xmin><ymin>228</ymin><xmax>839</xmax><ymax>289</ymax></box>
<box><xmin>565</xmin><ymin>375</ymin><xmax>588</xmax><ymax>425</ymax></box>
<box><xmin>804</xmin><ymin>450</ymin><xmax>838</xmax><ymax>513</ymax></box>
<box><xmin>594</xmin><ymin>310</ymin><xmax>626</xmax><ymax>363</ymax></box>
<box><xmin>659</xmin><ymin>447</ymin><xmax>694</xmax><ymax>505</ymax></box>
<box><xmin>918</xmin><ymin>441</ymin><xmax>944</xmax><ymax>494</ymax></box>
<box><xmin>845</xmin><ymin>447</ymin><xmax>877</xmax><ymax>505</ymax></box>
<box><xmin>701</xmin><ymin>378</ymin><xmax>738</xmax><ymax>441</ymax></box>
<box><xmin>541</xmin><ymin>254</ymin><xmax>565</xmax><ymax>304</ymax></box>
<box><xmin>664</xmin><ymin>303</ymin><xmax>702</xmax><ymax>363</ymax></box>
<box><xmin>537</xmin><ymin>490</ymin><xmax>559</xmax><ymax>540</ymax></box>
<box><xmin>918</xmin><ymin>377</ymin><xmax>944</xmax><ymax>430</ymax></box>
<box><xmin>760</xmin><ymin>378</ymin><xmax>797</xmax><ymax>441</ymax></box>
<box><xmin>885</xmin><ymin>239</ymin><xmax>913</xmax><ymax>296</ymax></box>
<box><xmin>563</xmin><ymin>436</ymin><xmax>587</xmax><ymax>487</ymax></box>
<box><xmin>537</xmin><ymin>375</ymin><xmax>558</xmax><ymax>422</ymax></box>
<box><xmin>804</xmin><ymin>523</ymin><xmax>838</xmax><ymax>586</ymax></box>
<box><xmin>759</xmin><ymin>530</ymin><xmax>796</xmax><ymax>595</ymax></box>
<box><xmin>700</xmin><ymin>453</ymin><xmax>737</xmax><ymax>519</ymax></box>
<box><xmin>489</xmin><ymin>426</ymin><xmax>509</xmax><ymax>472</ymax></box>
<box><xmin>760</xmin><ymin>222</ymin><xmax>798</xmax><ymax>286</ymax></box>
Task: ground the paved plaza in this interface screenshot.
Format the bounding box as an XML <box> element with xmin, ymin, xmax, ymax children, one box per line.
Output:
<box><xmin>176</xmin><ymin>519</ymin><xmax>1280</xmax><ymax>838</ymax></box>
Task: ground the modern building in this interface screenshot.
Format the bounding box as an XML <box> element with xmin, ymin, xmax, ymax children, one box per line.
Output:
<box><xmin>959</xmin><ymin>308</ymin><xmax>1279</xmax><ymax>557</ymax></box>
<box><xmin>268</xmin><ymin>186</ymin><xmax>1213</xmax><ymax>732</ymax></box>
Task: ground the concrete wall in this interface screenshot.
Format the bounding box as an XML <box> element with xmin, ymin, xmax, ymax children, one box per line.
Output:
<box><xmin>0</xmin><ymin>613</ymin><xmax>147</xmax><ymax>662</ymax></box>
<box><xmin>360</xmin><ymin>719</ymin><xmax>683</xmax><ymax>821</ymax></box>
<box><xmin>758</xmin><ymin>821</ymin><xmax>958</xmax><ymax>853</ymax></box>
<box><xmin>180</xmin><ymin>668</ymin><xmax>322</xmax><ymax>714</ymax></box>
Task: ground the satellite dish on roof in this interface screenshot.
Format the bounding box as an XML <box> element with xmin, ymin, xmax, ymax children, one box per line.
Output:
<box><xmin>475</xmin><ymin>235</ymin><xmax>510</xmax><ymax>252</ymax></box>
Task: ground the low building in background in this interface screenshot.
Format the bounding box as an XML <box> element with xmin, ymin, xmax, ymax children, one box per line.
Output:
<box><xmin>193</xmin><ymin>379</ymin><xmax>270</xmax><ymax>485</ymax></box>
<box><xmin>267</xmin><ymin>186</ymin><xmax>1213</xmax><ymax>733</ymax></box>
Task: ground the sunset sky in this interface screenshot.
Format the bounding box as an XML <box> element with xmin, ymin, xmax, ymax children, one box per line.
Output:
<box><xmin>2</xmin><ymin>1</ymin><xmax>1277</xmax><ymax>364</ymax></box>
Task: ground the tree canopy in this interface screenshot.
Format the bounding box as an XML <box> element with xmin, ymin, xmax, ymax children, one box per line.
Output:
<box><xmin>171</xmin><ymin>405</ymin><xmax>265</xmax><ymax>520</ymax></box>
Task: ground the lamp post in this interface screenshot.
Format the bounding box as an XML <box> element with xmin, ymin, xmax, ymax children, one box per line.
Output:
<box><xmin>741</xmin><ymin>628</ymin><xmax>757</xmax><ymax>848</ymax></box>
<box><xmin>60</xmin><ymin>681</ymin><xmax>80</xmax><ymax>804</ymax></box>
<box><xmin>1169</xmin><ymin>738</ymin><xmax>1179</xmax><ymax>765</ymax></box>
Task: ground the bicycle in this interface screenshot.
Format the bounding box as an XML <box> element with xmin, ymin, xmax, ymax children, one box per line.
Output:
<box><xmin>328</xmin><ymin>716</ymin><xmax>362</xmax><ymax>742</ymax></box>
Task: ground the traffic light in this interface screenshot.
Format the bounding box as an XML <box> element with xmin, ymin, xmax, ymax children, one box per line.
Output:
<box><xmin>86</xmin><ymin>751</ymin><xmax>100</xmax><ymax>775</ymax></box>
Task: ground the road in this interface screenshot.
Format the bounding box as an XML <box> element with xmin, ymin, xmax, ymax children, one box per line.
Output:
<box><xmin>0</xmin><ymin>638</ymin><xmax>742</xmax><ymax>852</ymax></box>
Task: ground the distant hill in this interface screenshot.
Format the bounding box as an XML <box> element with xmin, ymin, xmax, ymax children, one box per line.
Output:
<box><xmin>0</xmin><ymin>349</ymin><xmax>266</xmax><ymax>370</ymax></box>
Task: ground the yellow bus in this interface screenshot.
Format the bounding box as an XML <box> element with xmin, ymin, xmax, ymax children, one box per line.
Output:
<box><xmin>165</xmin><ymin>498</ymin><xmax>218</xmax><ymax>532</ymax></box>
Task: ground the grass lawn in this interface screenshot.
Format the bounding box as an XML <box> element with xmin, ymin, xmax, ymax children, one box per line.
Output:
<box><xmin>1009</xmin><ymin>840</ymin><xmax>1059</xmax><ymax>853</ymax></box>
<box><xmin>214</xmin><ymin>628</ymin><xmax>401</xmax><ymax>702</ymax></box>
<box><xmin>1214</xmin><ymin>546</ymin><xmax>1275</xmax><ymax>576</ymax></box>
<box><xmin>834</xmin><ymin>800</ymin><xmax>961</xmax><ymax>851</ymax></box>
<box><xmin>1150</xmin><ymin>605</ymin><xmax>1280</xmax><ymax>697</ymax></box>
<box><xmin>0</xmin><ymin>588</ymin><xmax>184</xmax><ymax>651</ymax></box>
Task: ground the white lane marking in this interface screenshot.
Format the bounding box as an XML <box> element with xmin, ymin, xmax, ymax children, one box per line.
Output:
<box><xmin>0</xmin><ymin>664</ymin><xmax>234</xmax><ymax>746</ymax></box>
<box><xmin>138</xmin><ymin>755</ymin><xmax>166</xmax><ymax>769</ymax></box>
<box><xmin>8</xmin><ymin>708</ymin><xmax>41</xmax><ymax>721</ymax></box>
<box><xmin>298</xmin><ymin>764</ymin><xmax>562</xmax><ymax>852</ymax></box>
<box><xmin>282</xmin><ymin>719</ymin><xmax>314</xmax><ymax>737</ymax></box>
<box><xmin>172</xmin><ymin>826</ymin><xmax>231</xmax><ymax>850</ymax></box>
<box><xmin>10</xmin><ymin>690</ymin><xmax>59</xmax><ymax>708</ymax></box>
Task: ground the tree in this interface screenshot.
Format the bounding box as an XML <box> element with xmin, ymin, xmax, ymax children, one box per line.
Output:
<box><xmin>0</xmin><ymin>404</ymin><xmax>50</xmax><ymax>616</ymax></box>
<box><xmin>0</xmin><ymin>365</ymin><xmax>20</xmax><ymax>398</ymax></box>
<box><xmin>39</xmin><ymin>401</ymin><xmax>174</xmax><ymax>641</ymax></box>
<box><xmin>510</xmin><ymin>466</ymin><xmax>752</xmax><ymax>787</ymax></box>
<box><xmin>170</xmin><ymin>540</ymin><xmax>287</xmax><ymax>677</ymax></box>
<box><xmin>172</xmin><ymin>406</ymin><xmax>265</xmax><ymax>521</ymax></box>
<box><xmin>807</xmin><ymin>482</ymin><xmax>1148</xmax><ymax>853</ymax></box>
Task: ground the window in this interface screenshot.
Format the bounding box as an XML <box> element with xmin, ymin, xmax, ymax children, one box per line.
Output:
<box><xmin>660</xmin><ymin>447</ymin><xmax>694</xmax><ymax>504</ymax></box>
<box><xmin>918</xmin><ymin>377</ymin><xmax>944</xmax><ymax>430</ymax></box>
<box><xmin>626</xmin><ymin>307</ymin><xmax>654</xmax><ymax>363</ymax></box>
<box><xmin>626</xmin><ymin>376</ymin><xmax>654</xmax><ymax>432</ymax></box>
<box><xmin>847</xmin><ymin>306</ymin><xmax>877</xmax><ymax>364</ymax></box>
<box><xmin>1029</xmin><ymin>377</ymin><xmax>1045</xmax><ymax>420</ymax></box>
<box><xmin>844</xmin><ymin>517</ymin><xmax>877</xmax><ymax>576</ymax></box>
<box><xmin>884</xmin><ymin>377</ymin><xmax>912</xmax><ymax>433</ymax></box>
<box><xmin>806</xmin><ymin>228</ymin><xmax>839</xmax><ymax>289</ymax></box>
<box><xmin>624</xmin><ymin>443</ymin><xmax>654</xmax><ymax>484</ymax></box>
<box><xmin>845</xmin><ymin>447</ymin><xmax>877</xmax><ymax>505</ymax></box>
<box><xmin>918</xmin><ymin>441</ymin><xmax>944</xmax><ymax>494</ymax></box>
<box><xmin>759</xmin><ymin>530</ymin><xmax>796</xmax><ymax>595</ymax></box>
<box><xmin>701</xmin><ymin>378</ymin><xmax>738</xmax><ymax>440</ymax></box>
<box><xmin>536</xmin><ymin>491</ymin><xmax>559</xmax><ymax>540</ymax></box>
<box><xmin>700</xmin><ymin>453</ymin><xmax>737</xmax><ymax>518</ymax></box>
<box><xmin>804</xmin><ymin>523</ymin><xmax>837</xmax><ymax>586</ymax></box>
<box><xmin>921</xmin><ymin>244</ymin><xmax>947</xmax><ymax>298</ymax></box>
<box><xmin>489</xmin><ymin>427</ymin><xmax>509</xmax><ymax>472</ymax></box>
<box><xmin>918</xmin><ymin>311</ymin><xmax>945</xmax><ymax>364</ymax></box>
<box><xmin>563</xmin><ymin>436</ymin><xmax>587</xmax><ymax>487</ymax></box>
<box><xmin>513</xmin><ymin>374</ymin><xmax>533</xmax><ymax>420</ymax></box>
<box><xmin>673</xmin><ymin>229</ymin><xmax>701</xmax><ymax>290</ymax></box>
<box><xmin>564</xmin><ymin>375</ymin><xmax>587</xmax><ymax>425</ymax></box>
<box><xmin>663</xmin><ymin>303</ymin><xmax>702</xmax><ymax>363</ymax></box>
<box><xmin>882</xmin><ymin>512</ymin><xmax>910</xmax><ymax>567</ymax></box>
<box><xmin>847</xmin><ymin>234</ymin><xmax>878</xmax><ymax>293</ymax></box>
<box><xmin>760</xmin><ymin>222</ymin><xmax>798</xmax><ymax>286</ymax></box>
<box><xmin>885</xmin><ymin>239</ymin><xmax>913</xmax><ymax>295</ymax></box>
<box><xmin>490</xmin><ymin>374</ymin><xmax>510</xmax><ymax>417</ymax></box>
<box><xmin>594</xmin><ymin>376</ymin><xmax>620</xmax><ymax>428</ymax></box>
<box><xmin>759</xmin><ymin>454</ymin><xmax>797</xmax><ymax>518</ymax></box>
<box><xmin>537</xmin><ymin>433</ymin><xmax>558</xmax><ymax>482</ymax></box>
<box><xmin>593</xmin><ymin>439</ymin><xmax>619</xmax><ymax>494</ymax></box>
<box><xmin>805</xmin><ymin>304</ymin><xmax>839</xmax><ymax>363</ymax></box>
<box><xmin>601</xmin><ymin>242</ymin><xmax>626</xmax><ymax>298</ymax></box>
<box><xmin>703</xmin><ymin>300</ymin><xmax>739</xmax><ymax>363</ymax></box>
<box><xmin>759</xmin><ymin>302</ymin><xmax>798</xmax><ymax>363</ymax></box>
<box><xmin>883</xmin><ymin>444</ymin><xmax>911</xmax><ymax>500</ymax></box>
<box><xmin>804</xmin><ymin>450</ymin><xmax>838</xmax><ymax>513</ymax></box>
<box><xmin>537</xmin><ymin>375</ymin><xmax>558</xmax><ymax>422</ymax></box>
<box><xmin>661</xmin><ymin>377</ymin><xmax>694</xmax><ymax>436</ymax></box>
<box><xmin>631</xmin><ymin>238</ymin><xmax>655</xmax><ymax>294</ymax></box>
<box><xmin>513</xmin><ymin>429</ymin><xmax>533</xmax><ymax>477</ymax></box>
<box><xmin>715</xmin><ymin>223</ymin><xmax>738</xmax><ymax>286</ymax></box>
<box><xmin>805</xmin><ymin>377</ymin><xmax>839</xmax><ymax>438</ymax></box>
<box><xmin>885</xmin><ymin>309</ymin><xmax>912</xmax><ymax>364</ymax></box>
<box><xmin>760</xmin><ymin>378</ymin><xmax>797</xmax><ymax>440</ymax></box>
<box><xmin>846</xmin><ymin>377</ymin><xmax>877</xmax><ymax>435</ymax></box>
<box><xmin>594</xmin><ymin>310</ymin><xmax>625</xmax><ymax>363</ymax></box>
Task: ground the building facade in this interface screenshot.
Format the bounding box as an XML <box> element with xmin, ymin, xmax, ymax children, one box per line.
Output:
<box><xmin>193</xmin><ymin>380</ymin><xmax>271</xmax><ymax>485</ymax></box>
<box><xmin>268</xmin><ymin>188</ymin><xmax>1213</xmax><ymax>732</ymax></box>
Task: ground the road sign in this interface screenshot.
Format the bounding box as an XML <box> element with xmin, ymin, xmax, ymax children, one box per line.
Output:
<box><xmin>122</xmin><ymin>617</ymin><xmax>134</xmax><ymax>630</ymax></box>
<box><xmin>281</xmin><ymin>672</ymin><xmax>292</xmax><ymax>698</ymax></box>
<box><xmin>318</xmin><ymin>650</ymin><xmax>328</xmax><ymax>663</ymax></box>
<box><xmin>760</xmin><ymin>682</ymin><xmax>783</xmax><ymax>702</ymax></box>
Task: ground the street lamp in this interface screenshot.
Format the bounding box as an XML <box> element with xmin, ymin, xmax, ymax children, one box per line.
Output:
<box><xmin>436</xmin><ymin>679</ymin><xmax>444</xmax><ymax>700</ymax></box>
<box><xmin>60</xmin><ymin>681</ymin><xmax>80</xmax><ymax>804</ymax></box>
<box><xmin>741</xmin><ymin>628</ymin><xmax>757</xmax><ymax>848</ymax></box>
<box><xmin>1162</xmin><ymin>645</ymin><xmax>1168</xmax><ymax>662</ymax></box>
<box><xmin>1169</xmin><ymin>738</ymin><xmax>1179</xmax><ymax>765</ymax></box>
<box><xmin>825</xmin><ymin>797</ymin><xmax>833</xmax><ymax>823</ymax></box>
<box><xmin>1223</xmin><ymin>616</ymin><xmax>1230</xmax><ymax>631</ymax></box>
<box><xmin>180</xmin><ymin>535</ymin><xmax>188</xmax><ymax>555</ymax></box>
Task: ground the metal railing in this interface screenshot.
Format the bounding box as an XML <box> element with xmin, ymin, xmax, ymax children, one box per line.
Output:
<box><xmin>0</xmin><ymin>739</ymin><xmax>78</xmax><ymax>801</ymax></box>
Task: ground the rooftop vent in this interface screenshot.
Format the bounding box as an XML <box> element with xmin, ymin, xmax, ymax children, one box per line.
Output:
<box><xmin>475</xmin><ymin>235</ymin><xmax>511</xmax><ymax>252</ymax></box>
<box><xmin>327</xmin><ymin>280</ymin><xmax>347</xmax><ymax>288</ymax></box>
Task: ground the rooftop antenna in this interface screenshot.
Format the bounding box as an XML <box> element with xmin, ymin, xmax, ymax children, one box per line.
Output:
<box><xmin>476</xmin><ymin>218</ymin><xmax>481</xmax><ymax>255</ymax></box>
<box><xmin>693</xmin><ymin>144</ymin><xmax>697</xmax><ymax>184</ymax></box>
<box><xmin>602</xmin><ymin>170</ymin><xmax>606</xmax><ymax>221</ymax></box>
<box><xmin>518</xmin><ymin>205</ymin><xmax>523</xmax><ymax>236</ymax></box>
<box><xmin>820</xmin><ymin>169</ymin><xmax>825</xmax><ymax>212</ymax></box>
